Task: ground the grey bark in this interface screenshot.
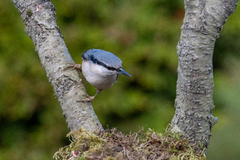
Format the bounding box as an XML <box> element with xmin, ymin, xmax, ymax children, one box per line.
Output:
<box><xmin>171</xmin><ymin>0</ymin><xmax>238</xmax><ymax>152</ymax></box>
<box><xmin>11</xmin><ymin>0</ymin><xmax>103</xmax><ymax>131</ymax></box>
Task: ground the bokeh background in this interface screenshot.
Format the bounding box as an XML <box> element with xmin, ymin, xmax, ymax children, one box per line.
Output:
<box><xmin>0</xmin><ymin>0</ymin><xmax>240</xmax><ymax>159</ymax></box>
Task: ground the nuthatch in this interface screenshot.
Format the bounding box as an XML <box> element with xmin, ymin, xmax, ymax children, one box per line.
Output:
<box><xmin>67</xmin><ymin>49</ymin><xmax>131</xmax><ymax>102</ymax></box>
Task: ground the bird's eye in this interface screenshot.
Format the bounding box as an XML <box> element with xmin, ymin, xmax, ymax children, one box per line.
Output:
<box><xmin>90</xmin><ymin>55</ymin><xmax>98</xmax><ymax>63</ymax></box>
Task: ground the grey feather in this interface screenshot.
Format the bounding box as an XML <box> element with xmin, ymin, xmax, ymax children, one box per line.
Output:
<box><xmin>82</xmin><ymin>49</ymin><xmax>123</xmax><ymax>70</ymax></box>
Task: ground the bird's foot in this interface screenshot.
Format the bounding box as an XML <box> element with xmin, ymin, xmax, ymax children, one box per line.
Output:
<box><xmin>81</xmin><ymin>95</ymin><xmax>95</xmax><ymax>102</ymax></box>
<box><xmin>64</xmin><ymin>63</ymin><xmax>82</xmax><ymax>72</ymax></box>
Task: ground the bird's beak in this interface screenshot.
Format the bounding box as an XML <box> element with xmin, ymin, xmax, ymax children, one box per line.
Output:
<box><xmin>119</xmin><ymin>68</ymin><xmax>131</xmax><ymax>77</ymax></box>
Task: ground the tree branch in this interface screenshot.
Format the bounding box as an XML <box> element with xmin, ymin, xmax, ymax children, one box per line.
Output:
<box><xmin>11</xmin><ymin>0</ymin><xmax>103</xmax><ymax>131</ymax></box>
<box><xmin>171</xmin><ymin>0</ymin><xmax>238</xmax><ymax>152</ymax></box>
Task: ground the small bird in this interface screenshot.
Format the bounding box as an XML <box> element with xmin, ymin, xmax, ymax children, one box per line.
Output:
<box><xmin>67</xmin><ymin>49</ymin><xmax>131</xmax><ymax>102</ymax></box>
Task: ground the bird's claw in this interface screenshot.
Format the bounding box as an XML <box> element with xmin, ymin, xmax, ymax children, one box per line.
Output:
<box><xmin>64</xmin><ymin>63</ymin><xmax>82</xmax><ymax>72</ymax></box>
<box><xmin>80</xmin><ymin>95</ymin><xmax>95</xmax><ymax>102</ymax></box>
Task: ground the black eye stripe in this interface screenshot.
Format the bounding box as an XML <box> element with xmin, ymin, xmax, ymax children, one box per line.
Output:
<box><xmin>88</xmin><ymin>55</ymin><xmax>119</xmax><ymax>71</ymax></box>
<box><xmin>82</xmin><ymin>51</ymin><xmax>122</xmax><ymax>72</ymax></box>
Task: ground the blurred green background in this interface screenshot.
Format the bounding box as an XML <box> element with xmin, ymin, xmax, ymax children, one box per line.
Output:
<box><xmin>0</xmin><ymin>0</ymin><xmax>240</xmax><ymax>159</ymax></box>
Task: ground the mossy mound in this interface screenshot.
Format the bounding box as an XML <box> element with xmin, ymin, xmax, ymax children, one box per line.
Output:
<box><xmin>54</xmin><ymin>126</ymin><xmax>206</xmax><ymax>160</ymax></box>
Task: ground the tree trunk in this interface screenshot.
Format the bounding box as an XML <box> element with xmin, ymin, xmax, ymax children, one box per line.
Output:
<box><xmin>171</xmin><ymin>0</ymin><xmax>238</xmax><ymax>152</ymax></box>
<box><xmin>11</xmin><ymin>0</ymin><xmax>103</xmax><ymax>131</ymax></box>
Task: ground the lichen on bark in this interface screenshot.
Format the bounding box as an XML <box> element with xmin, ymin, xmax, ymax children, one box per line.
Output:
<box><xmin>171</xmin><ymin>0</ymin><xmax>238</xmax><ymax>152</ymax></box>
<box><xmin>11</xmin><ymin>0</ymin><xmax>103</xmax><ymax>131</ymax></box>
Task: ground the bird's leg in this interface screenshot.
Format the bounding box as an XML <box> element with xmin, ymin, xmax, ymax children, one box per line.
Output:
<box><xmin>81</xmin><ymin>89</ymin><xmax>103</xmax><ymax>102</ymax></box>
<box><xmin>64</xmin><ymin>63</ymin><xmax>82</xmax><ymax>72</ymax></box>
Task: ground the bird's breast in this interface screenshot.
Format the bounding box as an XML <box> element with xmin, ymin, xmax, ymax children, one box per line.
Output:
<box><xmin>82</xmin><ymin>60</ymin><xmax>118</xmax><ymax>90</ymax></box>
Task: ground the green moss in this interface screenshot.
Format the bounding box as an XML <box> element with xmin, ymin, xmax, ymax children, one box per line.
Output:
<box><xmin>26</xmin><ymin>10</ymin><xmax>32</xmax><ymax>17</ymax></box>
<box><xmin>54</xmin><ymin>126</ymin><xmax>206</xmax><ymax>160</ymax></box>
